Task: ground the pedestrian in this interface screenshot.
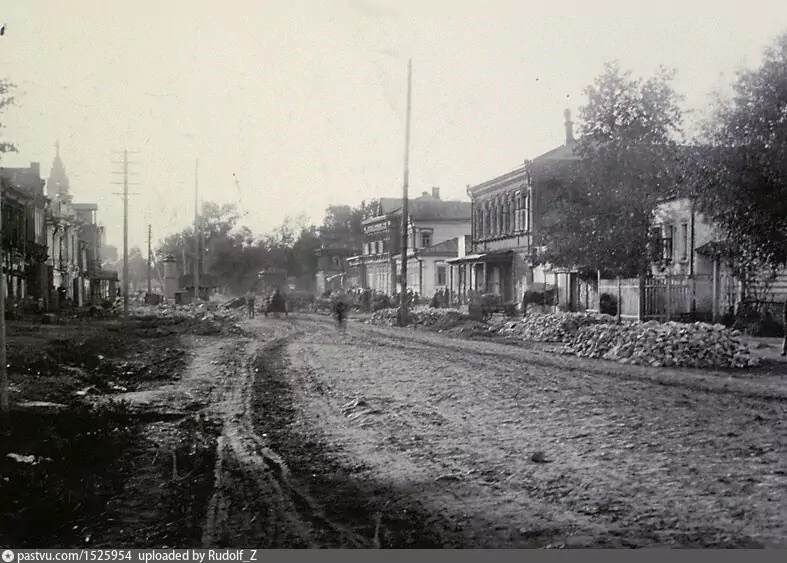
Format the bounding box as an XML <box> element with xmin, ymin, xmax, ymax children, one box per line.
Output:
<box><xmin>245</xmin><ymin>288</ymin><xmax>256</xmax><ymax>319</ymax></box>
<box><xmin>334</xmin><ymin>290</ymin><xmax>348</xmax><ymax>331</ymax></box>
<box><xmin>782</xmin><ymin>300</ymin><xmax>787</xmax><ymax>356</ymax></box>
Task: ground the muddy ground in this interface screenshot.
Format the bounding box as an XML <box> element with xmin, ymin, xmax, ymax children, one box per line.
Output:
<box><xmin>2</xmin><ymin>310</ymin><xmax>786</xmax><ymax>548</ymax></box>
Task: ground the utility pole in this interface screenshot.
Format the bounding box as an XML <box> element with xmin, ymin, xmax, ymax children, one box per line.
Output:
<box><xmin>0</xmin><ymin>177</ymin><xmax>7</xmax><ymax>417</ymax></box>
<box><xmin>147</xmin><ymin>223</ymin><xmax>152</xmax><ymax>295</ymax></box>
<box><xmin>399</xmin><ymin>59</ymin><xmax>413</xmax><ymax>327</ymax></box>
<box><xmin>112</xmin><ymin>149</ymin><xmax>139</xmax><ymax>332</ymax></box>
<box><xmin>193</xmin><ymin>159</ymin><xmax>200</xmax><ymax>303</ymax></box>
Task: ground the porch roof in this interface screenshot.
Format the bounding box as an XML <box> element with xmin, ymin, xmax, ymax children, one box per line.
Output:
<box><xmin>90</xmin><ymin>269</ymin><xmax>119</xmax><ymax>281</ymax></box>
<box><xmin>446</xmin><ymin>250</ymin><xmax>513</xmax><ymax>265</ymax></box>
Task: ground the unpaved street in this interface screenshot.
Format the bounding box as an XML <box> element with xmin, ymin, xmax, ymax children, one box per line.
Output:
<box><xmin>144</xmin><ymin>313</ymin><xmax>787</xmax><ymax>549</ymax></box>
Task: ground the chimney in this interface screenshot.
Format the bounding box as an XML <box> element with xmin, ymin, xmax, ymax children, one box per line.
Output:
<box><xmin>421</xmin><ymin>191</ymin><xmax>429</xmax><ymax>197</ymax></box>
<box><xmin>564</xmin><ymin>109</ymin><xmax>574</xmax><ymax>144</ymax></box>
<box><xmin>432</xmin><ymin>187</ymin><xmax>440</xmax><ymax>199</ymax></box>
<box><xmin>30</xmin><ymin>162</ymin><xmax>40</xmax><ymax>176</ymax></box>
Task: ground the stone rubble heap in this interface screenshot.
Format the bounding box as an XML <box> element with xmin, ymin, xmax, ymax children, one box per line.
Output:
<box><xmin>368</xmin><ymin>307</ymin><xmax>467</xmax><ymax>328</ymax></box>
<box><xmin>127</xmin><ymin>303</ymin><xmax>245</xmax><ymax>336</ymax></box>
<box><xmin>498</xmin><ymin>312</ymin><xmax>617</xmax><ymax>343</ymax></box>
<box><xmin>561</xmin><ymin>320</ymin><xmax>760</xmax><ymax>369</ymax></box>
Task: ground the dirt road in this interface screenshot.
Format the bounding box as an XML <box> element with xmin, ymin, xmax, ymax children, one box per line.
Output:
<box><xmin>116</xmin><ymin>313</ymin><xmax>785</xmax><ymax>548</ymax></box>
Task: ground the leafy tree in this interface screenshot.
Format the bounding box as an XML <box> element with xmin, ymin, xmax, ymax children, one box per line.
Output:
<box><xmin>539</xmin><ymin>62</ymin><xmax>685</xmax><ymax>277</ymax></box>
<box><xmin>691</xmin><ymin>31</ymin><xmax>787</xmax><ymax>284</ymax></box>
<box><xmin>0</xmin><ymin>78</ymin><xmax>17</xmax><ymax>157</ymax></box>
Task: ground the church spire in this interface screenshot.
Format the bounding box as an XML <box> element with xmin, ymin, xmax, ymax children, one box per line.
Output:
<box><xmin>47</xmin><ymin>140</ymin><xmax>71</xmax><ymax>201</ymax></box>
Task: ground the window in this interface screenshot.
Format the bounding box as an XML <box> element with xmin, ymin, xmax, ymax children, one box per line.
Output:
<box><xmin>436</xmin><ymin>264</ymin><xmax>447</xmax><ymax>287</ymax></box>
<box><xmin>680</xmin><ymin>223</ymin><xmax>689</xmax><ymax>261</ymax></box>
<box><xmin>421</xmin><ymin>231</ymin><xmax>432</xmax><ymax>248</ymax></box>
<box><xmin>509</xmin><ymin>196</ymin><xmax>516</xmax><ymax>233</ymax></box>
<box><xmin>649</xmin><ymin>227</ymin><xmax>663</xmax><ymax>262</ymax></box>
<box><xmin>663</xmin><ymin>225</ymin><xmax>674</xmax><ymax>262</ymax></box>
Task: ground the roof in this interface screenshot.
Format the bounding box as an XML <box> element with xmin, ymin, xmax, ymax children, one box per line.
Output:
<box><xmin>73</xmin><ymin>203</ymin><xmax>98</xmax><ymax>211</ymax></box>
<box><xmin>0</xmin><ymin>166</ymin><xmax>46</xmax><ymax>199</ymax></box>
<box><xmin>389</xmin><ymin>199</ymin><xmax>471</xmax><ymax>222</ymax></box>
<box><xmin>446</xmin><ymin>250</ymin><xmax>514</xmax><ymax>265</ymax></box>
<box><xmin>418</xmin><ymin>235</ymin><xmax>472</xmax><ymax>256</ymax></box>
<box><xmin>531</xmin><ymin>139</ymin><xmax>581</xmax><ymax>163</ymax></box>
<box><xmin>362</xmin><ymin>195</ymin><xmax>471</xmax><ymax>224</ymax></box>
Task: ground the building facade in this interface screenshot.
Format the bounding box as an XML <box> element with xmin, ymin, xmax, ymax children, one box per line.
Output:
<box><xmin>315</xmin><ymin>232</ymin><xmax>359</xmax><ymax>294</ymax></box>
<box><xmin>449</xmin><ymin>110</ymin><xmax>581</xmax><ymax>308</ymax></box>
<box><xmin>0</xmin><ymin>162</ymin><xmax>48</xmax><ymax>307</ymax></box>
<box><xmin>348</xmin><ymin>188</ymin><xmax>471</xmax><ymax>296</ymax></box>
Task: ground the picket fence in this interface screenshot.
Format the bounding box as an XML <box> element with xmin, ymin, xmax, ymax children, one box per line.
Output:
<box><xmin>584</xmin><ymin>273</ymin><xmax>739</xmax><ymax>322</ymax></box>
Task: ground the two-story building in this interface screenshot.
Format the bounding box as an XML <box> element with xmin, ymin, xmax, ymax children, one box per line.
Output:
<box><xmin>74</xmin><ymin>202</ymin><xmax>117</xmax><ymax>304</ymax></box>
<box><xmin>315</xmin><ymin>232</ymin><xmax>360</xmax><ymax>294</ymax></box>
<box><xmin>0</xmin><ymin>162</ymin><xmax>48</xmax><ymax>307</ymax></box>
<box><xmin>348</xmin><ymin>188</ymin><xmax>472</xmax><ymax>296</ymax></box>
<box><xmin>448</xmin><ymin>110</ymin><xmax>581</xmax><ymax>308</ymax></box>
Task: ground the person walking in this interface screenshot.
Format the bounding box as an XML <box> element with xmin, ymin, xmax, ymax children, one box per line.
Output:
<box><xmin>245</xmin><ymin>288</ymin><xmax>256</xmax><ymax>319</ymax></box>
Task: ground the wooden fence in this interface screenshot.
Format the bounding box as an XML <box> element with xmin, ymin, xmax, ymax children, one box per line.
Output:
<box><xmin>587</xmin><ymin>273</ymin><xmax>739</xmax><ymax>322</ymax></box>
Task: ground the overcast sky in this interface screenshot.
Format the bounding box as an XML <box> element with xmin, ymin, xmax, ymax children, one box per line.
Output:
<box><xmin>1</xmin><ymin>0</ymin><xmax>786</xmax><ymax>250</ymax></box>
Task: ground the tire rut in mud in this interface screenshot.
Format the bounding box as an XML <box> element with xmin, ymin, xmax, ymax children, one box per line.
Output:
<box><xmin>251</xmin><ymin>338</ymin><xmax>468</xmax><ymax>548</ymax></box>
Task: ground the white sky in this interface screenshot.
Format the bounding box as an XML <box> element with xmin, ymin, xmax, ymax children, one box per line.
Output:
<box><xmin>1</xmin><ymin>0</ymin><xmax>786</xmax><ymax>250</ymax></box>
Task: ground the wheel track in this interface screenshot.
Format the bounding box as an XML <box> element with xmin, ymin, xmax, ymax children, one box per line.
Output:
<box><xmin>202</xmin><ymin>321</ymin><xmax>370</xmax><ymax>548</ymax></box>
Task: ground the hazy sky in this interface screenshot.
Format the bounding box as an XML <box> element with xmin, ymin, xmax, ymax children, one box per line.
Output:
<box><xmin>1</xmin><ymin>0</ymin><xmax>786</xmax><ymax>251</ymax></box>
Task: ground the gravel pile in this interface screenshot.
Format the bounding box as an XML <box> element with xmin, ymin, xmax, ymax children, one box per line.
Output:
<box><xmin>128</xmin><ymin>303</ymin><xmax>244</xmax><ymax>336</ymax></box>
<box><xmin>368</xmin><ymin>307</ymin><xmax>469</xmax><ymax>329</ymax></box>
<box><xmin>498</xmin><ymin>312</ymin><xmax>617</xmax><ymax>343</ymax></box>
<box><xmin>562</xmin><ymin>320</ymin><xmax>760</xmax><ymax>369</ymax></box>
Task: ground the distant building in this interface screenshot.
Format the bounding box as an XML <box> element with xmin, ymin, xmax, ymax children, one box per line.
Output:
<box><xmin>347</xmin><ymin>187</ymin><xmax>471</xmax><ymax>297</ymax></box>
<box><xmin>0</xmin><ymin>161</ymin><xmax>48</xmax><ymax>306</ymax></box>
<box><xmin>44</xmin><ymin>141</ymin><xmax>115</xmax><ymax>307</ymax></box>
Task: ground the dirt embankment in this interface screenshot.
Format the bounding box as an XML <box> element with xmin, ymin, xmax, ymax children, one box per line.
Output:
<box><xmin>0</xmin><ymin>314</ymin><xmax>241</xmax><ymax>548</ymax></box>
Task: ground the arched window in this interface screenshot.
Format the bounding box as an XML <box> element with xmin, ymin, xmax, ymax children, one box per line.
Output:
<box><xmin>483</xmin><ymin>202</ymin><xmax>490</xmax><ymax>238</ymax></box>
<box><xmin>508</xmin><ymin>193</ymin><xmax>516</xmax><ymax>234</ymax></box>
<box><xmin>503</xmin><ymin>196</ymin><xmax>510</xmax><ymax>234</ymax></box>
<box><xmin>490</xmin><ymin>199</ymin><xmax>496</xmax><ymax>236</ymax></box>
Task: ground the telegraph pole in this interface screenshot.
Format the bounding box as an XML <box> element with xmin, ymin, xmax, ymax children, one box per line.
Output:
<box><xmin>112</xmin><ymin>149</ymin><xmax>139</xmax><ymax>331</ymax></box>
<box><xmin>147</xmin><ymin>223</ymin><xmax>152</xmax><ymax>295</ymax></box>
<box><xmin>194</xmin><ymin>159</ymin><xmax>200</xmax><ymax>302</ymax></box>
<box><xmin>399</xmin><ymin>59</ymin><xmax>413</xmax><ymax>327</ymax></box>
<box><xmin>0</xmin><ymin>176</ymin><xmax>7</xmax><ymax>417</ymax></box>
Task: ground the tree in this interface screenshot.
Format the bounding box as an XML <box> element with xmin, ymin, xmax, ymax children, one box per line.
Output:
<box><xmin>539</xmin><ymin>62</ymin><xmax>685</xmax><ymax>277</ymax></box>
<box><xmin>0</xmin><ymin>79</ymin><xmax>17</xmax><ymax>156</ymax></box>
<box><xmin>691</xmin><ymin>32</ymin><xmax>787</xmax><ymax>283</ymax></box>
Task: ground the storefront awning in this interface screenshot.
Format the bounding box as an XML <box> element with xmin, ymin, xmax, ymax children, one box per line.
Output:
<box><xmin>446</xmin><ymin>250</ymin><xmax>514</xmax><ymax>265</ymax></box>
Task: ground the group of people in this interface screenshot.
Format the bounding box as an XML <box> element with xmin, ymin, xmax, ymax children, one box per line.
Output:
<box><xmin>243</xmin><ymin>287</ymin><xmax>348</xmax><ymax>329</ymax></box>
<box><xmin>244</xmin><ymin>287</ymin><xmax>287</xmax><ymax>319</ymax></box>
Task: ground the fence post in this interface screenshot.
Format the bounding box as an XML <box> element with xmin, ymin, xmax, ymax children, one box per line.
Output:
<box><xmin>597</xmin><ymin>270</ymin><xmax>602</xmax><ymax>312</ymax></box>
<box><xmin>666</xmin><ymin>274</ymin><xmax>672</xmax><ymax>322</ymax></box>
<box><xmin>616</xmin><ymin>275</ymin><xmax>622</xmax><ymax>323</ymax></box>
<box><xmin>712</xmin><ymin>259</ymin><xmax>719</xmax><ymax>323</ymax></box>
<box><xmin>554</xmin><ymin>271</ymin><xmax>559</xmax><ymax>313</ymax></box>
<box><xmin>690</xmin><ymin>275</ymin><xmax>696</xmax><ymax>320</ymax></box>
<box><xmin>638</xmin><ymin>274</ymin><xmax>645</xmax><ymax>321</ymax></box>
